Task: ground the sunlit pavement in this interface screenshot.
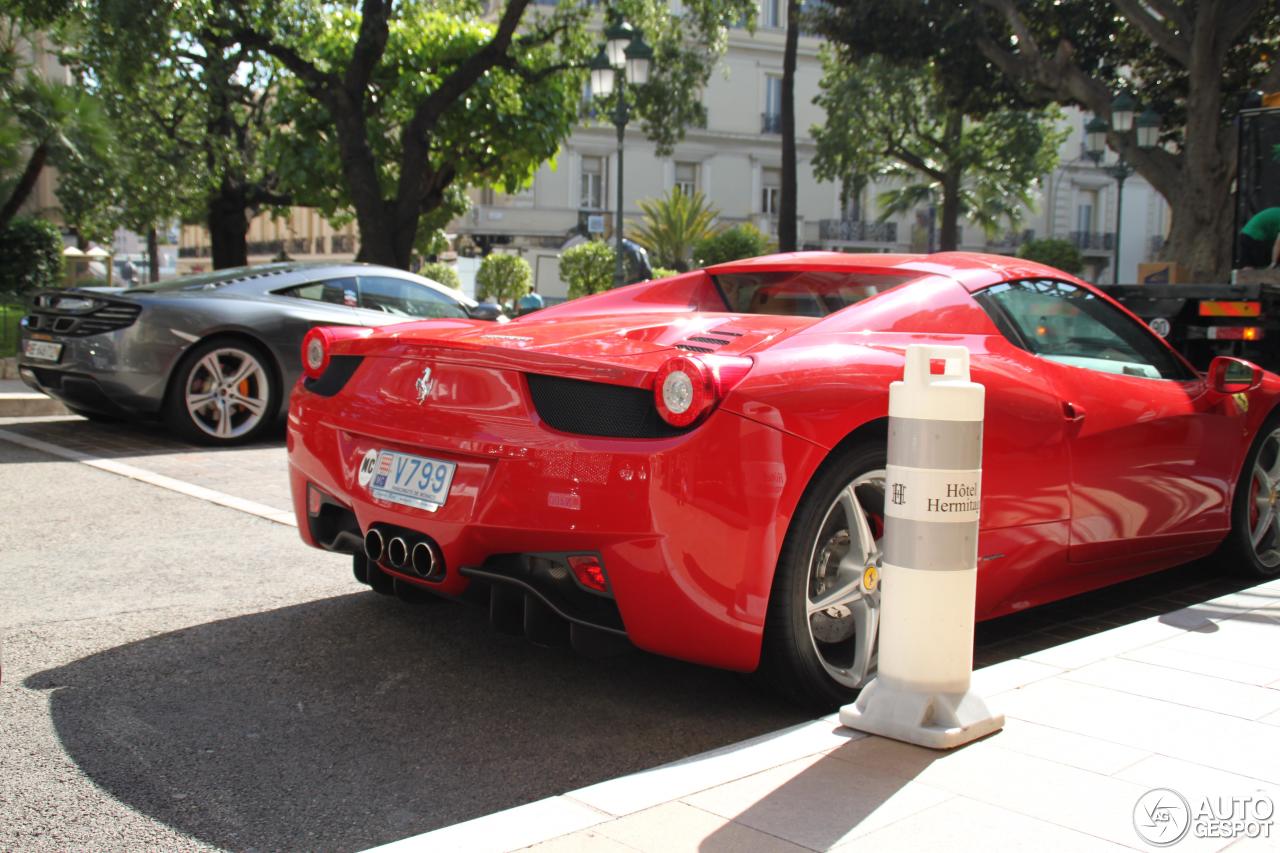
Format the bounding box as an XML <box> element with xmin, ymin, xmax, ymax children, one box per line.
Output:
<box><xmin>1</xmin><ymin>415</ymin><xmax>1275</xmax><ymax>851</ymax></box>
<box><xmin>386</xmin><ymin>579</ymin><xmax>1280</xmax><ymax>853</ymax></box>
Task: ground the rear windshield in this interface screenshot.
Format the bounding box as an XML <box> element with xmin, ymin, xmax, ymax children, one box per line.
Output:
<box><xmin>714</xmin><ymin>270</ymin><xmax>916</xmax><ymax>317</ymax></box>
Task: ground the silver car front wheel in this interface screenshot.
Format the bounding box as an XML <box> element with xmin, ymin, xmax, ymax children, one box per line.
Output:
<box><xmin>167</xmin><ymin>340</ymin><xmax>277</xmax><ymax>445</ymax></box>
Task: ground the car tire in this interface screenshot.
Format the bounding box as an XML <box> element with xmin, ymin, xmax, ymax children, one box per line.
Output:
<box><xmin>1221</xmin><ymin>414</ymin><xmax>1280</xmax><ymax>578</ymax></box>
<box><xmin>758</xmin><ymin>440</ymin><xmax>885</xmax><ymax>711</ymax></box>
<box><xmin>164</xmin><ymin>337</ymin><xmax>278</xmax><ymax>446</ymax></box>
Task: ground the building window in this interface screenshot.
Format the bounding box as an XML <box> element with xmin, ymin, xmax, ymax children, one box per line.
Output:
<box><xmin>764</xmin><ymin>0</ymin><xmax>783</xmax><ymax>28</ymax></box>
<box><xmin>581</xmin><ymin>156</ymin><xmax>605</xmax><ymax>210</ymax></box>
<box><xmin>762</xmin><ymin>167</ymin><xmax>781</xmax><ymax>217</ymax></box>
<box><xmin>1076</xmin><ymin>188</ymin><xmax>1098</xmax><ymax>233</ymax></box>
<box><xmin>763</xmin><ymin>75</ymin><xmax>782</xmax><ymax>133</ymax></box>
<box><xmin>674</xmin><ymin>162</ymin><xmax>698</xmax><ymax>196</ymax></box>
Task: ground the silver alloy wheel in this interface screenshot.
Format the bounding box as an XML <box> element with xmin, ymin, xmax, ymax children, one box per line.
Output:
<box><xmin>805</xmin><ymin>468</ymin><xmax>885</xmax><ymax>689</ymax></box>
<box><xmin>183</xmin><ymin>347</ymin><xmax>270</xmax><ymax>440</ymax></box>
<box><xmin>1249</xmin><ymin>427</ymin><xmax>1280</xmax><ymax>568</ymax></box>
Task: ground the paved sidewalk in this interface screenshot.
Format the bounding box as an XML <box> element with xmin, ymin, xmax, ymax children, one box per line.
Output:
<box><xmin>376</xmin><ymin>578</ymin><xmax>1280</xmax><ymax>852</ymax></box>
<box><xmin>0</xmin><ymin>379</ymin><xmax>67</xmax><ymax>417</ymax></box>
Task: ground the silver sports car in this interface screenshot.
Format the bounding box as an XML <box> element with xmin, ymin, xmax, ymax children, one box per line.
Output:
<box><xmin>18</xmin><ymin>262</ymin><xmax>499</xmax><ymax>445</ymax></box>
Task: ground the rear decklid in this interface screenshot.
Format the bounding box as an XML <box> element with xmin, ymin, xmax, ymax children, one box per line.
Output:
<box><xmin>337</xmin><ymin>312</ymin><xmax>813</xmax><ymax>387</ymax></box>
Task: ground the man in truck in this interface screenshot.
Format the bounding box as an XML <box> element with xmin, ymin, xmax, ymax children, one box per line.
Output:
<box><xmin>1239</xmin><ymin>206</ymin><xmax>1280</xmax><ymax>269</ymax></box>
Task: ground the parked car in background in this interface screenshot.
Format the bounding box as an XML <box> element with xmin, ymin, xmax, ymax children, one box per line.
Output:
<box><xmin>287</xmin><ymin>251</ymin><xmax>1280</xmax><ymax>708</ymax></box>
<box><xmin>18</xmin><ymin>262</ymin><xmax>501</xmax><ymax>445</ymax></box>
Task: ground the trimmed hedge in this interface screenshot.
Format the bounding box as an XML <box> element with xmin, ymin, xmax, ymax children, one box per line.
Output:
<box><xmin>0</xmin><ymin>217</ymin><xmax>63</xmax><ymax>297</ymax></box>
<box><xmin>419</xmin><ymin>260</ymin><xmax>461</xmax><ymax>290</ymax></box>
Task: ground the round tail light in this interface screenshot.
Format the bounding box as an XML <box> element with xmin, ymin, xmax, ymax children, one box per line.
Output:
<box><xmin>654</xmin><ymin>356</ymin><xmax>716</xmax><ymax>427</ymax></box>
<box><xmin>301</xmin><ymin>328</ymin><xmax>331</xmax><ymax>379</ymax></box>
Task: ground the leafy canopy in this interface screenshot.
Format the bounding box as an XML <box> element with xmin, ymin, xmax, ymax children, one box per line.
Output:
<box><xmin>560</xmin><ymin>239</ymin><xmax>615</xmax><ymax>299</ymax></box>
<box><xmin>813</xmin><ymin>52</ymin><xmax>1064</xmax><ymax>241</ymax></box>
<box><xmin>694</xmin><ymin>223</ymin><xmax>773</xmax><ymax>267</ymax></box>
<box><xmin>418</xmin><ymin>261</ymin><xmax>461</xmax><ymax>290</ymax></box>
<box><xmin>629</xmin><ymin>188</ymin><xmax>721</xmax><ymax>272</ymax></box>
<box><xmin>1018</xmin><ymin>237</ymin><xmax>1084</xmax><ymax>275</ymax></box>
<box><xmin>0</xmin><ymin>217</ymin><xmax>63</xmax><ymax>296</ymax></box>
<box><xmin>475</xmin><ymin>253</ymin><xmax>532</xmax><ymax>307</ymax></box>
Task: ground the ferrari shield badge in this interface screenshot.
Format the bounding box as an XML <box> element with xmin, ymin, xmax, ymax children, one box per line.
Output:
<box><xmin>415</xmin><ymin>366</ymin><xmax>435</xmax><ymax>404</ymax></box>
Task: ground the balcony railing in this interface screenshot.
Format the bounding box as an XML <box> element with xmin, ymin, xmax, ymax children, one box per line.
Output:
<box><xmin>761</xmin><ymin>112</ymin><xmax>782</xmax><ymax>134</ymax></box>
<box><xmin>818</xmin><ymin>219</ymin><xmax>898</xmax><ymax>243</ymax></box>
<box><xmin>248</xmin><ymin>239</ymin><xmax>284</xmax><ymax>256</ymax></box>
<box><xmin>178</xmin><ymin>245</ymin><xmax>210</xmax><ymax>258</ymax></box>
<box><xmin>985</xmin><ymin>229</ymin><xmax>1035</xmax><ymax>251</ymax></box>
<box><xmin>1069</xmin><ymin>231</ymin><xmax>1115</xmax><ymax>251</ymax></box>
<box><xmin>331</xmin><ymin>234</ymin><xmax>356</xmax><ymax>254</ymax></box>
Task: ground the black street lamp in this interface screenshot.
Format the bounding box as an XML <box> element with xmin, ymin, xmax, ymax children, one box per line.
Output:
<box><xmin>1085</xmin><ymin>92</ymin><xmax>1161</xmax><ymax>284</ymax></box>
<box><xmin>590</xmin><ymin>19</ymin><xmax>653</xmax><ymax>286</ymax></box>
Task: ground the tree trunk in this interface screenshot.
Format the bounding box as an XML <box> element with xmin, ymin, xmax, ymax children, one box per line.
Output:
<box><xmin>1162</xmin><ymin>182</ymin><xmax>1234</xmax><ymax>281</ymax></box>
<box><xmin>0</xmin><ymin>141</ymin><xmax>49</xmax><ymax>233</ymax></box>
<box><xmin>208</xmin><ymin>180</ymin><xmax>249</xmax><ymax>269</ymax></box>
<box><xmin>938</xmin><ymin>111</ymin><xmax>964</xmax><ymax>251</ymax></box>
<box><xmin>778</xmin><ymin>0</ymin><xmax>801</xmax><ymax>252</ymax></box>
<box><xmin>972</xmin><ymin>0</ymin><xmax>1251</xmax><ymax>281</ymax></box>
<box><xmin>939</xmin><ymin>170</ymin><xmax>961</xmax><ymax>251</ymax></box>
<box><xmin>146</xmin><ymin>226</ymin><xmax>160</xmax><ymax>282</ymax></box>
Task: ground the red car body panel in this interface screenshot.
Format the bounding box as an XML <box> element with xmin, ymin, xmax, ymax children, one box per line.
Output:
<box><xmin>288</xmin><ymin>252</ymin><xmax>1280</xmax><ymax>673</ymax></box>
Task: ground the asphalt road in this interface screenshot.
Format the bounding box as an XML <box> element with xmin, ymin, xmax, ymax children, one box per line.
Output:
<box><xmin>0</xmin><ymin>424</ymin><xmax>1259</xmax><ymax>851</ymax></box>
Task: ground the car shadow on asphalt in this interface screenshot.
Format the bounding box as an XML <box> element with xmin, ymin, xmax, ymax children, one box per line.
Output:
<box><xmin>21</xmin><ymin>558</ymin><xmax>1261</xmax><ymax>851</ymax></box>
<box><xmin>23</xmin><ymin>590</ymin><xmax>808</xmax><ymax>852</ymax></box>
<box><xmin>0</xmin><ymin>416</ymin><xmax>284</xmax><ymax>460</ymax></box>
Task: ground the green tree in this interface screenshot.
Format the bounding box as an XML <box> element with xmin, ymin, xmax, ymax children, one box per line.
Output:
<box><xmin>629</xmin><ymin>188</ymin><xmax>721</xmax><ymax>272</ymax></box>
<box><xmin>560</xmin><ymin>240</ymin><xmax>615</xmax><ymax>299</ymax></box>
<box><xmin>812</xmin><ymin>0</ymin><xmax>1280</xmax><ymax>279</ymax></box>
<box><xmin>0</xmin><ymin>216</ymin><xmax>62</xmax><ymax>296</ymax></box>
<box><xmin>813</xmin><ymin>53</ymin><xmax>1064</xmax><ymax>250</ymax></box>
<box><xmin>12</xmin><ymin>0</ymin><xmax>295</xmax><ymax>269</ymax></box>
<box><xmin>0</xmin><ymin>26</ymin><xmax>111</xmax><ymax>233</ymax></box>
<box><xmin>1018</xmin><ymin>237</ymin><xmax>1084</xmax><ymax>275</ymax></box>
<box><xmin>231</xmin><ymin>0</ymin><xmax>756</xmax><ymax>270</ymax></box>
<box><xmin>694</xmin><ymin>222</ymin><xmax>774</xmax><ymax>267</ymax></box>
<box><xmin>475</xmin><ymin>253</ymin><xmax>532</xmax><ymax>308</ymax></box>
<box><xmin>418</xmin><ymin>261</ymin><xmax>460</xmax><ymax>290</ymax></box>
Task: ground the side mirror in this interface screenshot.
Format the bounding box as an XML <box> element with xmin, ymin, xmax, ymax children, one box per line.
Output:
<box><xmin>1208</xmin><ymin>356</ymin><xmax>1262</xmax><ymax>394</ymax></box>
<box><xmin>467</xmin><ymin>303</ymin><xmax>505</xmax><ymax>322</ymax></box>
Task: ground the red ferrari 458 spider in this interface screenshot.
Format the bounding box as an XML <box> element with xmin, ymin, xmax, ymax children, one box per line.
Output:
<box><xmin>288</xmin><ymin>251</ymin><xmax>1280</xmax><ymax>707</ymax></box>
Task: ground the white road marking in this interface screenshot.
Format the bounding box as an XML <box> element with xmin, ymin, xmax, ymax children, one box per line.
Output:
<box><xmin>0</xmin><ymin>427</ymin><xmax>297</xmax><ymax>527</ymax></box>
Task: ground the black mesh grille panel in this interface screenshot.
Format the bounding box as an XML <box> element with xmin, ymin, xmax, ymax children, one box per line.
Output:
<box><xmin>527</xmin><ymin>374</ymin><xmax>687</xmax><ymax>438</ymax></box>
<box><xmin>26</xmin><ymin>303</ymin><xmax>140</xmax><ymax>337</ymax></box>
<box><xmin>303</xmin><ymin>355</ymin><xmax>363</xmax><ymax>397</ymax></box>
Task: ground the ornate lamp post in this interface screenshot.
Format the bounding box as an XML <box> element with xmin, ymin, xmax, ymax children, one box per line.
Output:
<box><xmin>589</xmin><ymin>19</ymin><xmax>652</xmax><ymax>286</ymax></box>
<box><xmin>1085</xmin><ymin>92</ymin><xmax>1161</xmax><ymax>284</ymax></box>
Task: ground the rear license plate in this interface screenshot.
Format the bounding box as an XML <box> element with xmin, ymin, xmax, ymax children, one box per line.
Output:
<box><xmin>22</xmin><ymin>339</ymin><xmax>63</xmax><ymax>362</ymax></box>
<box><xmin>370</xmin><ymin>450</ymin><xmax>456</xmax><ymax>512</ymax></box>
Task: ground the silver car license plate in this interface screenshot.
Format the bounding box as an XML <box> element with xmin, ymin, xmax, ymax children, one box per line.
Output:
<box><xmin>23</xmin><ymin>339</ymin><xmax>63</xmax><ymax>362</ymax></box>
<box><xmin>370</xmin><ymin>450</ymin><xmax>456</xmax><ymax>511</ymax></box>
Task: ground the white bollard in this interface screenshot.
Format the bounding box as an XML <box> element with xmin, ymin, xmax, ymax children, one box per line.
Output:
<box><xmin>839</xmin><ymin>344</ymin><xmax>1004</xmax><ymax>749</ymax></box>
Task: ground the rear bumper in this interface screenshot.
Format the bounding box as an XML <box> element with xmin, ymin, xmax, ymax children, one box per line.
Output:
<box><xmin>287</xmin><ymin>380</ymin><xmax>827</xmax><ymax>672</ymax></box>
<box><xmin>18</xmin><ymin>324</ymin><xmax>178</xmax><ymax>417</ymax></box>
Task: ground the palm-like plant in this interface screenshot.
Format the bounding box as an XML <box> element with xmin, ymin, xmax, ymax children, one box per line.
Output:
<box><xmin>629</xmin><ymin>188</ymin><xmax>721</xmax><ymax>272</ymax></box>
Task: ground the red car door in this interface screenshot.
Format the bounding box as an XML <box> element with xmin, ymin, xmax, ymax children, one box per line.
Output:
<box><xmin>974</xmin><ymin>279</ymin><xmax>1243</xmax><ymax>564</ymax></box>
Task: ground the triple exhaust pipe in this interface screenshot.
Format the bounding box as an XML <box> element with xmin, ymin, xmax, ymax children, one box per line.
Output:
<box><xmin>363</xmin><ymin>526</ymin><xmax>439</xmax><ymax>578</ymax></box>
